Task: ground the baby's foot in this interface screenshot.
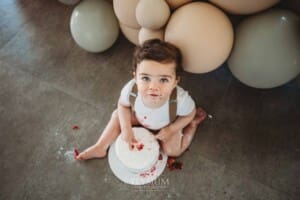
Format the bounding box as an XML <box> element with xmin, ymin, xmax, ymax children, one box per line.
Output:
<box><xmin>191</xmin><ymin>107</ymin><xmax>207</xmax><ymax>127</ymax></box>
<box><xmin>76</xmin><ymin>144</ymin><xmax>107</xmax><ymax>161</ymax></box>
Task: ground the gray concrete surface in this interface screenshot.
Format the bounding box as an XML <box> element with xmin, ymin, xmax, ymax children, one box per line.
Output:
<box><xmin>0</xmin><ymin>0</ymin><xmax>299</xmax><ymax>199</ymax></box>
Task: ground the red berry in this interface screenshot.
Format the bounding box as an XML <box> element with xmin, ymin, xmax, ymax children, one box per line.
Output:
<box><xmin>137</xmin><ymin>143</ymin><xmax>144</xmax><ymax>151</ymax></box>
<box><xmin>74</xmin><ymin>148</ymin><xmax>79</xmax><ymax>158</ymax></box>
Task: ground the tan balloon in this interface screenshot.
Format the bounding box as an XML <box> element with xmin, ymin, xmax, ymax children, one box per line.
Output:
<box><xmin>165</xmin><ymin>2</ymin><xmax>233</xmax><ymax>73</ymax></box>
<box><xmin>138</xmin><ymin>28</ymin><xmax>164</xmax><ymax>45</ymax></box>
<box><xmin>113</xmin><ymin>0</ymin><xmax>140</xmax><ymax>28</ymax></box>
<box><xmin>209</xmin><ymin>0</ymin><xmax>280</xmax><ymax>15</ymax></box>
<box><xmin>166</xmin><ymin>0</ymin><xmax>192</xmax><ymax>10</ymax></box>
<box><xmin>228</xmin><ymin>9</ymin><xmax>300</xmax><ymax>89</ymax></box>
<box><xmin>136</xmin><ymin>0</ymin><xmax>170</xmax><ymax>29</ymax></box>
<box><xmin>119</xmin><ymin>22</ymin><xmax>140</xmax><ymax>46</ymax></box>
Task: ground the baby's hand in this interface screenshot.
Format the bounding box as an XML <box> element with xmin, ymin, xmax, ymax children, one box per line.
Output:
<box><xmin>155</xmin><ymin>127</ymin><xmax>173</xmax><ymax>142</ymax></box>
<box><xmin>121</xmin><ymin>131</ymin><xmax>137</xmax><ymax>150</ymax></box>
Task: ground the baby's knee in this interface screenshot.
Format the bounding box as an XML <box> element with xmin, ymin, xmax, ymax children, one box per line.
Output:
<box><xmin>111</xmin><ymin>109</ymin><xmax>118</xmax><ymax>119</ymax></box>
<box><xmin>162</xmin><ymin>145</ymin><xmax>183</xmax><ymax>157</ymax></box>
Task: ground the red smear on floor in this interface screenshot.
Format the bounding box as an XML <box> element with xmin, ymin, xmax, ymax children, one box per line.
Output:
<box><xmin>167</xmin><ymin>157</ymin><xmax>183</xmax><ymax>171</ymax></box>
<box><xmin>72</xmin><ymin>125</ymin><xmax>79</xmax><ymax>130</ymax></box>
<box><xmin>74</xmin><ymin>148</ymin><xmax>79</xmax><ymax>158</ymax></box>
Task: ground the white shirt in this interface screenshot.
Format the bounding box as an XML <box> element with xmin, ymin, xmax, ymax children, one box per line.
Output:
<box><xmin>119</xmin><ymin>79</ymin><xmax>195</xmax><ymax>130</ymax></box>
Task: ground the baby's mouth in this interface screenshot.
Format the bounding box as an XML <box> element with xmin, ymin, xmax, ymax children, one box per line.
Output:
<box><xmin>149</xmin><ymin>93</ymin><xmax>159</xmax><ymax>97</ymax></box>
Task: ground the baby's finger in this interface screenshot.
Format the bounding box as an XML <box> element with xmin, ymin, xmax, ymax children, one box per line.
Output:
<box><xmin>132</xmin><ymin>137</ymin><xmax>138</xmax><ymax>144</ymax></box>
<box><xmin>128</xmin><ymin>142</ymin><xmax>134</xmax><ymax>150</ymax></box>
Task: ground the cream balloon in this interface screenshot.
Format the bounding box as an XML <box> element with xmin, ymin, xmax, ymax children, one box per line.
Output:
<box><xmin>136</xmin><ymin>0</ymin><xmax>170</xmax><ymax>30</ymax></box>
<box><xmin>70</xmin><ymin>0</ymin><xmax>119</xmax><ymax>53</ymax></box>
<box><xmin>209</xmin><ymin>0</ymin><xmax>280</xmax><ymax>15</ymax></box>
<box><xmin>138</xmin><ymin>28</ymin><xmax>164</xmax><ymax>45</ymax></box>
<box><xmin>165</xmin><ymin>2</ymin><xmax>233</xmax><ymax>73</ymax></box>
<box><xmin>166</xmin><ymin>0</ymin><xmax>192</xmax><ymax>10</ymax></box>
<box><xmin>228</xmin><ymin>9</ymin><xmax>300</xmax><ymax>89</ymax></box>
<box><xmin>119</xmin><ymin>22</ymin><xmax>140</xmax><ymax>46</ymax></box>
<box><xmin>113</xmin><ymin>0</ymin><xmax>140</xmax><ymax>29</ymax></box>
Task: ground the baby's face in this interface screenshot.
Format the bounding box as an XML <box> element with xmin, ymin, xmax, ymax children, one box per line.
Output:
<box><xmin>134</xmin><ymin>60</ymin><xmax>179</xmax><ymax>108</ymax></box>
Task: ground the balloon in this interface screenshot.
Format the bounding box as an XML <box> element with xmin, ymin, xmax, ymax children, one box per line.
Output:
<box><xmin>228</xmin><ymin>9</ymin><xmax>300</xmax><ymax>88</ymax></box>
<box><xmin>209</xmin><ymin>0</ymin><xmax>280</xmax><ymax>15</ymax></box>
<box><xmin>136</xmin><ymin>0</ymin><xmax>170</xmax><ymax>29</ymax></box>
<box><xmin>70</xmin><ymin>0</ymin><xmax>119</xmax><ymax>52</ymax></box>
<box><xmin>113</xmin><ymin>0</ymin><xmax>140</xmax><ymax>29</ymax></box>
<box><xmin>119</xmin><ymin>22</ymin><xmax>140</xmax><ymax>46</ymax></box>
<box><xmin>165</xmin><ymin>2</ymin><xmax>233</xmax><ymax>73</ymax></box>
<box><xmin>166</xmin><ymin>0</ymin><xmax>192</xmax><ymax>10</ymax></box>
<box><xmin>138</xmin><ymin>28</ymin><xmax>164</xmax><ymax>45</ymax></box>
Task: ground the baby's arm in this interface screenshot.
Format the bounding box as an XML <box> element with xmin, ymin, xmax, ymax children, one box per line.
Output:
<box><xmin>156</xmin><ymin>108</ymin><xmax>196</xmax><ymax>142</ymax></box>
<box><xmin>117</xmin><ymin>101</ymin><xmax>136</xmax><ymax>148</ymax></box>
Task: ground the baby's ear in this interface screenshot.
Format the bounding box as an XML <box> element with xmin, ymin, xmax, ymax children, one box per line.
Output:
<box><xmin>176</xmin><ymin>76</ymin><xmax>181</xmax><ymax>83</ymax></box>
<box><xmin>132</xmin><ymin>71</ymin><xmax>136</xmax><ymax>78</ymax></box>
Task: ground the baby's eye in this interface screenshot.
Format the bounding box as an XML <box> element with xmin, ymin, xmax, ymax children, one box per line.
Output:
<box><xmin>160</xmin><ymin>78</ymin><xmax>169</xmax><ymax>83</ymax></box>
<box><xmin>141</xmin><ymin>76</ymin><xmax>150</xmax><ymax>82</ymax></box>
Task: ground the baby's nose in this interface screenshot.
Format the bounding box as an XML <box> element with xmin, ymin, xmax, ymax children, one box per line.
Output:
<box><xmin>149</xmin><ymin>81</ymin><xmax>159</xmax><ymax>90</ymax></box>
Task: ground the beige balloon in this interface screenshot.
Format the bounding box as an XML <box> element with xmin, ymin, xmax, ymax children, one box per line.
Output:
<box><xmin>166</xmin><ymin>0</ymin><xmax>192</xmax><ymax>10</ymax></box>
<box><xmin>113</xmin><ymin>0</ymin><xmax>140</xmax><ymax>29</ymax></box>
<box><xmin>165</xmin><ymin>2</ymin><xmax>233</xmax><ymax>73</ymax></box>
<box><xmin>138</xmin><ymin>28</ymin><xmax>164</xmax><ymax>45</ymax></box>
<box><xmin>119</xmin><ymin>22</ymin><xmax>140</xmax><ymax>46</ymax></box>
<box><xmin>228</xmin><ymin>9</ymin><xmax>300</xmax><ymax>89</ymax></box>
<box><xmin>136</xmin><ymin>0</ymin><xmax>170</xmax><ymax>30</ymax></box>
<box><xmin>209</xmin><ymin>0</ymin><xmax>280</xmax><ymax>15</ymax></box>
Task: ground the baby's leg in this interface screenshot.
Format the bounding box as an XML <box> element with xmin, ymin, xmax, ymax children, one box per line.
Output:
<box><xmin>161</xmin><ymin>107</ymin><xmax>207</xmax><ymax>157</ymax></box>
<box><xmin>180</xmin><ymin>107</ymin><xmax>207</xmax><ymax>151</ymax></box>
<box><xmin>76</xmin><ymin>110</ymin><xmax>139</xmax><ymax>160</ymax></box>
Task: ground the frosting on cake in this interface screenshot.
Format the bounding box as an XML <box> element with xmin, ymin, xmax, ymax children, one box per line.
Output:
<box><xmin>115</xmin><ymin>127</ymin><xmax>159</xmax><ymax>173</ymax></box>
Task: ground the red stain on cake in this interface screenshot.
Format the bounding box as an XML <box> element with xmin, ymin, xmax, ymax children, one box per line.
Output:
<box><xmin>136</xmin><ymin>143</ymin><xmax>144</xmax><ymax>151</ymax></box>
<box><xmin>139</xmin><ymin>172</ymin><xmax>150</xmax><ymax>178</ymax></box>
<box><xmin>140</xmin><ymin>166</ymin><xmax>156</xmax><ymax>178</ymax></box>
<box><xmin>158</xmin><ymin>154</ymin><xmax>163</xmax><ymax>160</ymax></box>
<box><xmin>150</xmin><ymin>166</ymin><xmax>156</xmax><ymax>173</ymax></box>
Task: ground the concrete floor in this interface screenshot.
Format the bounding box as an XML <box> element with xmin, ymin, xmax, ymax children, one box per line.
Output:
<box><xmin>0</xmin><ymin>0</ymin><xmax>299</xmax><ymax>199</ymax></box>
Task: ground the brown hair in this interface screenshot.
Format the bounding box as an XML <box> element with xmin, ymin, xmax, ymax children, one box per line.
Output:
<box><xmin>132</xmin><ymin>39</ymin><xmax>183</xmax><ymax>77</ymax></box>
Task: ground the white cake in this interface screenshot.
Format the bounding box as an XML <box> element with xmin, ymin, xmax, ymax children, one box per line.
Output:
<box><xmin>115</xmin><ymin>127</ymin><xmax>159</xmax><ymax>173</ymax></box>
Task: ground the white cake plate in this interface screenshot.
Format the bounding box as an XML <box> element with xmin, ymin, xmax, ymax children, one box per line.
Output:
<box><xmin>108</xmin><ymin>141</ymin><xmax>167</xmax><ymax>185</ymax></box>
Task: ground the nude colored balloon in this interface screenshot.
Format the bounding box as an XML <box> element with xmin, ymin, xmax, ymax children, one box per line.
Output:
<box><xmin>113</xmin><ymin>0</ymin><xmax>140</xmax><ymax>28</ymax></box>
<box><xmin>138</xmin><ymin>28</ymin><xmax>164</xmax><ymax>45</ymax></box>
<box><xmin>70</xmin><ymin>0</ymin><xmax>119</xmax><ymax>53</ymax></box>
<box><xmin>165</xmin><ymin>2</ymin><xmax>233</xmax><ymax>73</ymax></box>
<box><xmin>228</xmin><ymin>9</ymin><xmax>300</xmax><ymax>89</ymax></box>
<box><xmin>119</xmin><ymin>22</ymin><xmax>140</xmax><ymax>46</ymax></box>
<box><xmin>136</xmin><ymin>0</ymin><xmax>170</xmax><ymax>29</ymax></box>
<box><xmin>166</xmin><ymin>0</ymin><xmax>192</xmax><ymax>10</ymax></box>
<box><xmin>209</xmin><ymin>0</ymin><xmax>280</xmax><ymax>15</ymax></box>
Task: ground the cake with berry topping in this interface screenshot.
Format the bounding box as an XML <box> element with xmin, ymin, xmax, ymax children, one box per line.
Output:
<box><xmin>115</xmin><ymin>127</ymin><xmax>159</xmax><ymax>173</ymax></box>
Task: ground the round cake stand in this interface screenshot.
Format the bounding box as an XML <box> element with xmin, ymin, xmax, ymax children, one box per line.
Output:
<box><xmin>108</xmin><ymin>141</ymin><xmax>167</xmax><ymax>185</ymax></box>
